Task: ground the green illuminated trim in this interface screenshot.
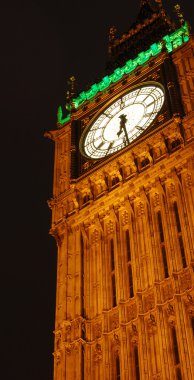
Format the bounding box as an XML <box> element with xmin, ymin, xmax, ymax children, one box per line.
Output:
<box><xmin>57</xmin><ymin>106</ymin><xmax>70</xmax><ymax>124</ymax></box>
<box><xmin>58</xmin><ymin>22</ymin><xmax>189</xmax><ymax>125</ymax></box>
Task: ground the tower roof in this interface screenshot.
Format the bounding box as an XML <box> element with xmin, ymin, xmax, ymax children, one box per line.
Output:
<box><xmin>107</xmin><ymin>0</ymin><xmax>175</xmax><ymax>72</ymax></box>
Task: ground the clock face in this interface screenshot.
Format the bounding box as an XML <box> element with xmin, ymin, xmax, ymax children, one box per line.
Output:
<box><xmin>80</xmin><ymin>83</ymin><xmax>165</xmax><ymax>159</ymax></box>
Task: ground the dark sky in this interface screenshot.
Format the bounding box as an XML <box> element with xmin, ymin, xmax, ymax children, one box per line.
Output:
<box><xmin>1</xmin><ymin>1</ymin><xmax>193</xmax><ymax>379</ymax></box>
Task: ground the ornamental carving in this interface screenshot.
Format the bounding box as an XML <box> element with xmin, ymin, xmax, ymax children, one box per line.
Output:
<box><xmin>166</xmin><ymin>181</ymin><xmax>176</xmax><ymax>198</ymax></box>
<box><xmin>107</xmin><ymin>220</ymin><xmax>114</xmax><ymax>235</ymax></box>
<box><xmin>92</xmin><ymin>174</ymin><xmax>107</xmax><ymax>196</ymax></box>
<box><xmin>72</xmin><ymin>319</ymin><xmax>80</xmax><ymax>340</ymax></box>
<box><xmin>67</xmin><ymin>196</ymin><xmax>79</xmax><ymax>214</ymax></box>
<box><xmin>91</xmin><ymin>229</ymin><xmax>100</xmax><ymax>244</ymax></box>
<box><xmin>180</xmin><ymin>271</ymin><xmax>192</xmax><ymax>292</ymax></box>
<box><xmin>94</xmin><ymin>343</ymin><xmax>103</xmax><ymax>363</ymax></box>
<box><xmin>64</xmin><ymin>342</ymin><xmax>79</xmax><ymax>355</ymax></box>
<box><xmin>147</xmin><ymin>313</ymin><xmax>157</xmax><ymax>335</ymax></box>
<box><xmin>127</xmin><ymin>303</ymin><xmax>137</xmax><ymax>322</ymax></box>
<box><xmin>183</xmin><ymin>172</ymin><xmax>193</xmax><ymax>189</ymax></box>
<box><xmin>130</xmin><ymin>323</ymin><xmax>138</xmax><ymax>344</ymax></box>
<box><xmin>152</xmin><ymin>192</ymin><xmax>160</xmax><ymax>208</ymax></box>
<box><xmin>112</xmin><ymin>333</ymin><xmax>120</xmax><ymax>348</ymax></box>
<box><xmin>136</xmin><ymin>200</ymin><xmax>145</xmax><ymax>217</ymax></box>
<box><xmin>166</xmin><ymin>303</ymin><xmax>176</xmax><ymax>326</ymax></box>
<box><xmin>143</xmin><ymin>291</ymin><xmax>155</xmax><ymax>313</ymax></box>
<box><xmin>163</xmin><ymin>282</ymin><xmax>174</xmax><ymax>302</ymax></box>
<box><xmin>184</xmin><ymin>293</ymin><xmax>194</xmax><ymax>315</ymax></box>
<box><xmin>54</xmin><ymin>350</ymin><xmax>61</xmax><ymax>365</ymax></box>
<box><xmin>94</xmin><ymin>322</ymin><xmax>102</xmax><ymax>339</ymax></box>
<box><xmin>120</xmin><ymin>157</ymin><xmax>137</xmax><ymax>178</ymax></box>
<box><xmin>55</xmin><ymin>331</ymin><xmax>62</xmax><ymax>350</ymax></box>
<box><xmin>153</xmin><ymin>139</ymin><xmax>167</xmax><ymax>161</ymax></box>
<box><xmin>111</xmin><ymin>312</ymin><xmax>119</xmax><ymax>330</ymax></box>
<box><xmin>121</xmin><ymin>210</ymin><xmax>129</xmax><ymax>226</ymax></box>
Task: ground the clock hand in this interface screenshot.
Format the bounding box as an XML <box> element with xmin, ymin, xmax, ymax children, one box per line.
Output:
<box><xmin>136</xmin><ymin>125</ymin><xmax>144</xmax><ymax>132</ymax></box>
<box><xmin>117</xmin><ymin>114</ymin><xmax>129</xmax><ymax>145</ymax></box>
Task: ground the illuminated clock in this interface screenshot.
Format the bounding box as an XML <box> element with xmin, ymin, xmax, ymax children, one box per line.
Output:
<box><xmin>79</xmin><ymin>82</ymin><xmax>165</xmax><ymax>160</ymax></box>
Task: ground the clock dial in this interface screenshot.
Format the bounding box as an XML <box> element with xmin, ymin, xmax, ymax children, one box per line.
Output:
<box><xmin>80</xmin><ymin>83</ymin><xmax>165</xmax><ymax>159</ymax></box>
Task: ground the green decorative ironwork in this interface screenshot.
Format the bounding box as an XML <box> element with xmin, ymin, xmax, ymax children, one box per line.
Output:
<box><xmin>58</xmin><ymin>22</ymin><xmax>189</xmax><ymax>125</ymax></box>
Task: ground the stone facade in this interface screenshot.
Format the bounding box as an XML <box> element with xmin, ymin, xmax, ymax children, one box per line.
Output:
<box><xmin>48</xmin><ymin>30</ymin><xmax>194</xmax><ymax>380</ymax></box>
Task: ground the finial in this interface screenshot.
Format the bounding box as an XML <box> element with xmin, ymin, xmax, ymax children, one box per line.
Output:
<box><xmin>68</xmin><ymin>75</ymin><xmax>76</xmax><ymax>98</ymax></box>
<box><xmin>174</xmin><ymin>4</ymin><xmax>185</xmax><ymax>25</ymax></box>
<box><xmin>108</xmin><ymin>26</ymin><xmax>117</xmax><ymax>55</ymax></box>
<box><xmin>65</xmin><ymin>76</ymin><xmax>76</xmax><ymax>111</ymax></box>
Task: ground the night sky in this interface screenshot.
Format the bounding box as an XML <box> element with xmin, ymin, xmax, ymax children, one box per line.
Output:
<box><xmin>1</xmin><ymin>1</ymin><xmax>193</xmax><ymax>379</ymax></box>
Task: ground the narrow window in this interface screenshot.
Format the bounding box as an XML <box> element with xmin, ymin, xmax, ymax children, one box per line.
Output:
<box><xmin>173</xmin><ymin>202</ymin><xmax>187</xmax><ymax>268</ymax></box>
<box><xmin>126</xmin><ymin>230</ymin><xmax>134</xmax><ymax>298</ymax></box>
<box><xmin>128</xmin><ymin>265</ymin><xmax>134</xmax><ymax>298</ymax></box>
<box><xmin>80</xmin><ymin>233</ymin><xmax>85</xmax><ymax>317</ymax></box>
<box><xmin>116</xmin><ymin>355</ymin><xmax>120</xmax><ymax>380</ymax></box>
<box><xmin>110</xmin><ymin>239</ymin><xmax>117</xmax><ymax>307</ymax></box>
<box><xmin>162</xmin><ymin>246</ymin><xmax>169</xmax><ymax>278</ymax></box>
<box><xmin>157</xmin><ymin>211</ymin><xmax>164</xmax><ymax>243</ymax></box>
<box><xmin>81</xmin><ymin>345</ymin><xmax>84</xmax><ymax>380</ymax></box>
<box><xmin>172</xmin><ymin>326</ymin><xmax>180</xmax><ymax>365</ymax></box>
<box><xmin>134</xmin><ymin>345</ymin><xmax>140</xmax><ymax>380</ymax></box>
<box><xmin>178</xmin><ymin>236</ymin><xmax>186</xmax><ymax>268</ymax></box>
<box><xmin>173</xmin><ymin>202</ymin><xmax>181</xmax><ymax>233</ymax></box>
<box><xmin>112</xmin><ymin>274</ymin><xmax>117</xmax><ymax>307</ymax></box>
<box><xmin>176</xmin><ymin>367</ymin><xmax>182</xmax><ymax>380</ymax></box>
<box><xmin>157</xmin><ymin>211</ymin><xmax>169</xmax><ymax>278</ymax></box>
<box><xmin>191</xmin><ymin>317</ymin><xmax>194</xmax><ymax>336</ymax></box>
<box><xmin>110</xmin><ymin>238</ymin><xmax>115</xmax><ymax>271</ymax></box>
<box><xmin>126</xmin><ymin>230</ymin><xmax>131</xmax><ymax>261</ymax></box>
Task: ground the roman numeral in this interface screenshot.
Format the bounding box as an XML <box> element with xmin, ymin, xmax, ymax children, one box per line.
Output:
<box><xmin>97</xmin><ymin>141</ymin><xmax>105</xmax><ymax>149</ymax></box>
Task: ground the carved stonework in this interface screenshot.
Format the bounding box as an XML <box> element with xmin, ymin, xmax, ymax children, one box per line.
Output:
<box><xmin>163</xmin><ymin>282</ymin><xmax>174</xmax><ymax>302</ymax></box>
<box><xmin>152</xmin><ymin>192</ymin><xmax>160</xmax><ymax>208</ymax></box>
<box><xmin>112</xmin><ymin>333</ymin><xmax>121</xmax><ymax>348</ymax></box>
<box><xmin>153</xmin><ymin>139</ymin><xmax>167</xmax><ymax>161</ymax></box>
<box><xmin>136</xmin><ymin>200</ymin><xmax>145</xmax><ymax>217</ymax></box>
<box><xmin>72</xmin><ymin>319</ymin><xmax>80</xmax><ymax>340</ymax></box>
<box><xmin>107</xmin><ymin>220</ymin><xmax>114</xmax><ymax>234</ymax></box>
<box><xmin>93</xmin><ymin>343</ymin><xmax>103</xmax><ymax>363</ymax></box>
<box><xmin>127</xmin><ymin>302</ymin><xmax>137</xmax><ymax>322</ymax></box>
<box><xmin>143</xmin><ymin>291</ymin><xmax>155</xmax><ymax>313</ymax></box>
<box><xmin>167</xmin><ymin>181</ymin><xmax>176</xmax><ymax>198</ymax></box>
<box><xmin>91</xmin><ymin>229</ymin><xmax>100</xmax><ymax>244</ymax></box>
<box><xmin>111</xmin><ymin>312</ymin><xmax>119</xmax><ymax>330</ymax></box>
<box><xmin>121</xmin><ymin>210</ymin><xmax>129</xmax><ymax>226</ymax></box>
<box><xmin>55</xmin><ymin>330</ymin><xmax>62</xmax><ymax>350</ymax></box>
<box><xmin>54</xmin><ymin>350</ymin><xmax>61</xmax><ymax>365</ymax></box>
<box><xmin>183</xmin><ymin>293</ymin><xmax>194</xmax><ymax>315</ymax></box>
<box><xmin>183</xmin><ymin>172</ymin><xmax>193</xmax><ymax>189</ymax></box>
<box><xmin>166</xmin><ymin>303</ymin><xmax>176</xmax><ymax>326</ymax></box>
<box><xmin>94</xmin><ymin>322</ymin><xmax>102</xmax><ymax>339</ymax></box>
<box><xmin>180</xmin><ymin>271</ymin><xmax>192</xmax><ymax>292</ymax></box>
<box><xmin>130</xmin><ymin>323</ymin><xmax>138</xmax><ymax>344</ymax></box>
<box><xmin>146</xmin><ymin>313</ymin><xmax>157</xmax><ymax>335</ymax></box>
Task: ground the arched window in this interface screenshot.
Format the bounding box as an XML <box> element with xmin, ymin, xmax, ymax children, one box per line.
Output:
<box><xmin>116</xmin><ymin>355</ymin><xmax>120</xmax><ymax>379</ymax></box>
<box><xmin>173</xmin><ymin>201</ymin><xmax>187</xmax><ymax>268</ymax></box>
<box><xmin>81</xmin><ymin>344</ymin><xmax>84</xmax><ymax>380</ymax></box>
<box><xmin>172</xmin><ymin>326</ymin><xmax>180</xmax><ymax>365</ymax></box>
<box><xmin>80</xmin><ymin>233</ymin><xmax>85</xmax><ymax>317</ymax></box>
<box><xmin>110</xmin><ymin>239</ymin><xmax>117</xmax><ymax>307</ymax></box>
<box><xmin>171</xmin><ymin>326</ymin><xmax>182</xmax><ymax>379</ymax></box>
<box><xmin>134</xmin><ymin>345</ymin><xmax>140</xmax><ymax>380</ymax></box>
<box><xmin>157</xmin><ymin>211</ymin><xmax>169</xmax><ymax>278</ymax></box>
<box><xmin>125</xmin><ymin>230</ymin><xmax>134</xmax><ymax>298</ymax></box>
<box><xmin>191</xmin><ymin>317</ymin><xmax>194</xmax><ymax>336</ymax></box>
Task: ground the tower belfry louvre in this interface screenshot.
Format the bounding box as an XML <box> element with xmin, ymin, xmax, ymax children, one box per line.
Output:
<box><xmin>46</xmin><ymin>1</ymin><xmax>194</xmax><ymax>378</ymax></box>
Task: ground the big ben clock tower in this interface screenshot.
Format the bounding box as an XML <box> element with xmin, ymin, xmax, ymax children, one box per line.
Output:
<box><xmin>46</xmin><ymin>1</ymin><xmax>194</xmax><ymax>379</ymax></box>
